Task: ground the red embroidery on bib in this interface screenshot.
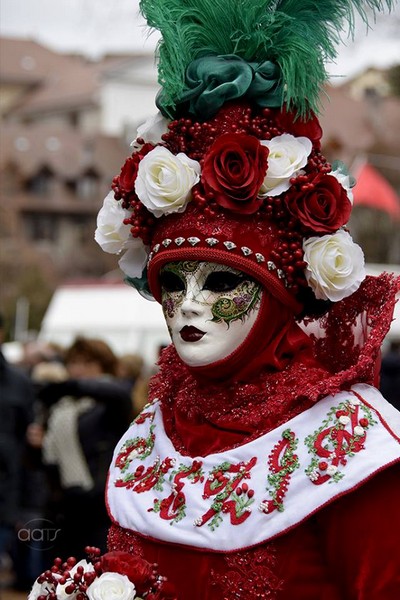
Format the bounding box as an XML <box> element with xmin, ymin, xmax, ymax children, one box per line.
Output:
<box><xmin>259</xmin><ymin>429</ymin><xmax>299</xmax><ymax>515</ymax></box>
<box><xmin>115</xmin><ymin>418</ymin><xmax>156</xmax><ymax>472</ymax></box>
<box><xmin>195</xmin><ymin>457</ymin><xmax>257</xmax><ymax>531</ymax></box>
<box><xmin>115</xmin><ymin>456</ymin><xmax>175</xmax><ymax>493</ymax></box>
<box><xmin>305</xmin><ymin>395</ymin><xmax>377</xmax><ymax>484</ymax></box>
<box><xmin>152</xmin><ymin>460</ymin><xmax>204</xmax><ymax>524</ymax></box>
<box><xmin>134</xmin><ymin>410</ymin><xmax>156</xmax><ymax>425</ymax></box>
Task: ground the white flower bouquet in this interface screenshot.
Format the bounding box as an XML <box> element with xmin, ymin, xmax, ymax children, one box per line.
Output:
<box><xmin>28</xmin><ymin>547</ymin><xmax>176</xmax><ymax>600</ymax></box>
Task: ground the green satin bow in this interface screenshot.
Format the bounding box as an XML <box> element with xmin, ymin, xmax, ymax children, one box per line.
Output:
<box><xmin>157</xmin><ymin>54</ymin><xmax>284</xmax><ymax>119</ymax></box>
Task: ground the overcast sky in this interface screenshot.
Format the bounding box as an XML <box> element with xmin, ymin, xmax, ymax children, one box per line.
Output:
<box><xmin>1</xmin><ymin>0</ymin><xmax>399</xmax><ymax>79</ymax></box>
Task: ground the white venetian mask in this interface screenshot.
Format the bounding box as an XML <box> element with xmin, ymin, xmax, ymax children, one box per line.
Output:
<box><xmin>160</xmin><ymin>261</ymin><xmax>263</xmax><ymax>367</ymax></box>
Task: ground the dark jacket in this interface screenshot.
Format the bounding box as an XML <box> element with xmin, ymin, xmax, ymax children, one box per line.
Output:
<box><xmin>0</xmin><ymin>351</ymin><xmax>35</xmax><ymax>525</ymax></box>
<box><xmin>38</xmin><ymin>377</ymin><xmax>133</xmax><ymax>492</ymax></box>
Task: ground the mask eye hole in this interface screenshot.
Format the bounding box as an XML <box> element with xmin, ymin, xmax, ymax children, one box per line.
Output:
<box><xmin>203</xmin><ymin>271</ymin><xmax>246</xmax><ymax>293</ymax></box>
<box><xmin>160</xmin><ymin>271</ymin><xmax>185</xmax><ymax>293</ymax></box>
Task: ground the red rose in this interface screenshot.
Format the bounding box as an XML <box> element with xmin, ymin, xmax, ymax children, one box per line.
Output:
<box><xmin>118</xmin><ymin>143</ymin><xmax>155</xmax><ymax>194</ymax></box>
<box><xmin>285</xmin><ymin>173</ymin><xmax>352</xmax><ymax>233</ymax></box>
<box><xmin>100</xmin><ymin>551</ymin><xmax>153</xmax><ymax>595</ymax></box>
<box><xmin>201</xmin><ymin>133</ymin><xmax>268</xmax><ymax>214</ymax></box>
<box><xmin>118</xmin><ymin>156</ymin><xmax>139</xmax><ymax>194</ymax></box>
<box><xmin>276</xmin><ymin>106</ymin><xmax>322</xmax><ymax>149</ymax></box>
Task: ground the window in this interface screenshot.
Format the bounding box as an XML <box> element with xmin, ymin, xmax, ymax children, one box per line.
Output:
<box><xmin>26</xmin><ymin>166</ymin><xmax>54</xmax><ymax>196</ymax></box>
<box><xmin>24</xmin><ymin>213</ymin><xmax>58</xmax><ymax>241</ymax></box>
<box><xmin>76</xmin><ymin>169</ymin><xmax>99</xmax><ymax>199</ymax></box>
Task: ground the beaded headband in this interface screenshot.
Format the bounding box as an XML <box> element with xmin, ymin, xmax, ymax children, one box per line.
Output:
<box><xmin>95</xmin><ymin>0</ymin><xmax>393</xmax><ymax>313</ymax></box>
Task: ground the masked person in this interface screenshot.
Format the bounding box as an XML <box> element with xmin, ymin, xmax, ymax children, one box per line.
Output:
<box><xmin>94</xmin><ymin>1</ymin><xmax>400</xmax><ymax>598</ymax></box>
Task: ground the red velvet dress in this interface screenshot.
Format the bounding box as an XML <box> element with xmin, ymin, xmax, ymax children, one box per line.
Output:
<box><xmin>107</xmin><ymin>275</ymin><xmax>400</xmax><ymax>599</ymax></box>
<box><xmin>108</xmin><ymin>465</ymin><xmax>400</xmax><ymax>599</ymax></box>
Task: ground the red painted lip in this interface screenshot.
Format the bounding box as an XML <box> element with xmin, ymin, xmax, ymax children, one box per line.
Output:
<box><xmin>180</xmin><ymin>326</ymin><xmax>205</xmax><ymax>342</ymax></box>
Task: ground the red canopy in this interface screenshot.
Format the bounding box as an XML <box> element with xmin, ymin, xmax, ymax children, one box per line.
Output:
<box><xmin>353</xmin><ymin>163</ymin><xmax>400</xmax><ymax>220</ymax></box>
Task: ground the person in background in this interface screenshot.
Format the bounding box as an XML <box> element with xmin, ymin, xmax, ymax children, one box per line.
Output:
<box><xmin>132</xmin><ymin>344</ymin><xmax>168</xmax><ymax>415</ymax></box>
<box><xmin>39</xmin><ymin>336</ymin><xmax>133</xmax><ymax>558</ymax></box>
<box><xmin>116</xmin><ymin>353</ymin><xmax>144</xmax><ymax>408</ymax></box>
<box><xmin>9</xmin><ymin>360</ymin><xmax>70</xmax><ymax>591</ymax></box>
<box><xmin>0</xmin><ymin>312</ymin><xmax>35</xmax><ymax>588</ymax></box>
<box><xmin>380</xmin><ymin>340</ymin><xmax>400</xmax><ymax>410</ymax></box>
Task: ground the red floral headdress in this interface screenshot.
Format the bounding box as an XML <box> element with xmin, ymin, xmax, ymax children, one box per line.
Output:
<box><xmin>95</xmin><ymin>0</ymin><xmax>393</xmax><ymax>317</ymax></box>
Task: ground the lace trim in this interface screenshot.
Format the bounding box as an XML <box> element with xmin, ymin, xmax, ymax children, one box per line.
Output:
<box><xmin>107</xmin><ymin>523</ymin><xmax>144</xmax><ymax>557</ymax></box>
<box><xmin>211</xmin><ymin>545</ymin><xmax>282</xmax><ymax>600</ymax></box>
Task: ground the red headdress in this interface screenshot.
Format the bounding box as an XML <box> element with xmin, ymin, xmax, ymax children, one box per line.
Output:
<box><xmin>95</xmin><ymin>0</ymin><xmax>398</xmax><ymax>389</ymax></box>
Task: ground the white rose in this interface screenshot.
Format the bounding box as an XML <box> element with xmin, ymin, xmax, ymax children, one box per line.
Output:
<box><xmin>260</xmin><ymin>134</ymin><xmax>312</xmax><ymax>197</ymax></box>
<box><xmin>29</xmin><ymin>579</ymin><xmax>56</xmax><ymax>599</ymax></box>
<box><xmin>95</xmin><ymin>192</ymin><xmax>131</xmax><ymax>254</ymax></box>
<box><xmin>118</xmin><ymin>238</ymin><xmax>149</xmax><ymax>279</ymax></box>
<box><xmin>327</xmin><ymin>464</ymin><xmax>338</xmax><ymax>476</ymax></box>
<box><xmin>354</xmin><ymin>425</ymin><xmax>365</xmax><ymax>436</ymax></box>
<box><xmin>303</xmin><ymin>230</ymin><xmax>366</xmax><ymax>302</ymax></box>
<box><xmin>132</xmin><ymin>111</ymin><xmax>170</xmax><ymax>148</ymax></box>
<box><xmin>87</xmin><ymin>572</ymin><xmax>136</xmax><ymax>600</ymax></box>
<box><xmin>339</xmin><ymin>415</ymin><xmax>350</xmax><ymax>425</ymax></box>
<box><xmin>135</xmin><ymin>146</ymin><xmax>200</xmax><ymax>217</ymax></box>
<box><xmin>331</xmin><ymin>168</ymin><xmax>354</xmax><ymax>204</ymax></box>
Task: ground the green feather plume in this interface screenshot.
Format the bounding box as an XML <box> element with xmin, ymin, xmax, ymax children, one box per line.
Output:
<box><xmin>139</xmin><ymin>0</ymin><xmax>394</xmax><ymax>117</ymax></box>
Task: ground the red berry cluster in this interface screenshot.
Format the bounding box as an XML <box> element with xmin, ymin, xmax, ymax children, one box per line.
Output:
<box><xmin>260</xmin><ymin>150</ymin><xmax>331</xmax><ymax>291</ymax></box>
<box><xmin>162</xmin><ymin>102</ymin><xmax>284</xmax><ymax>161</ymax></box>
<box><xmin>35</xmin><ymin>548</ymin><xmax>101</xmax><ymax>600</ymax></box>
<box><xmin>111</xmin><ymin>144</ymin><xmax>156</xmax><ymax>246</ymax></box>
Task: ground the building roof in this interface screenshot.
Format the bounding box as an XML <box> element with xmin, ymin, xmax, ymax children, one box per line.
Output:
<box><xmin>0</xmin><ymin>37</ymin><xmax>158</xmax><ymax>118</ymax></box>
<box><xmin>0</xmin><ymin>37</ymin><xmax>100</xmax><ymax>117</ymax></box>
<box><xmin>320</xmin><ymin>84</ymin><xmax>400</xmax><ymax>156</ymax></box>
<box><xmin>0</xmin><ymin>122</ymin><xmax>127</xmax><ymax>180</ymax></box>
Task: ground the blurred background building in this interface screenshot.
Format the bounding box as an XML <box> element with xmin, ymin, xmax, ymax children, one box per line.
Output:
<box><xmin>0</xmin><ymin>36</ymin><xmax>169</xmax><ymax>360</ymax></box>
<box><xmin>0</xmin><ymin>3</ymin><xmax>399</xmax><ymax>358</ymax></box>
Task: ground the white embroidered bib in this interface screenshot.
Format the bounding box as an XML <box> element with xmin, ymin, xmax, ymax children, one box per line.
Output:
<box><xmin>106</xmin><ymin>383</ymin><xmax>400</xmax><ymax>552</ymax></box>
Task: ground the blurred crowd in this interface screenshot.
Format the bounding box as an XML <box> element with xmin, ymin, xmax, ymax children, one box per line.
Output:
<box><xmin>0</xmin><ymin>312</ymin><xmax>399</xmax><ymax>593</ymax></box>
<box><xmin>0</xmin><ymin>313</ymin><xmax>155</xmax><ymax>593</ymax></box>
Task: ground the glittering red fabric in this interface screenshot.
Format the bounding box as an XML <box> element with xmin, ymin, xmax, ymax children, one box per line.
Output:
<box><xmin>304</xmin><ymin>273</ymin><xmax>400</xmax><ymax>393</ymax></box>
<box><xmin>151</xmin><ymin>346</ymin><xmax>323</xmax><ymax>456</ymax></box>
<box><xmin>107</xmin><ymin>524</ymin><xmax>145</xmax><ymax>557</ymax></box>
<box><xmin>211</xmin><ymin>546</ymin><xmax>283</xmax><ymax>600</ymax></box>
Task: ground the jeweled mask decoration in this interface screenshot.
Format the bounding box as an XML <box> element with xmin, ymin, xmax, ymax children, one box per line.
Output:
<box><xmin>160</xmin><ymin>261</ymin><xmax>262</xmax><ymax>366</ymax></box>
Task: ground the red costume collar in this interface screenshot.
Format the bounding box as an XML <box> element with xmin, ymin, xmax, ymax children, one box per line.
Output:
<box><xmin>149</xmin><ymin>274</ymin><xmax>399</xmax><ymax>457</ymax></box>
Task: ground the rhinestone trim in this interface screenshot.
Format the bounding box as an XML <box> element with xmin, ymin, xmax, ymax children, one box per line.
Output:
<box><xmin>223</xmin><ymin>241</ymin><xmax>237</xmax><ymax>250</ymax></box>
<box><xmin>187</xmin><ymin>237</ymin><xmax>201</xmax><ymax>246</ymax></box>
<box><xmin>151</xmin><ymin>238</ymin><xmax>287</xmax><ymax>285</ymax></box>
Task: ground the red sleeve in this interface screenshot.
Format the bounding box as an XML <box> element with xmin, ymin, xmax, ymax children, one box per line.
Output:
<box><xmin>317</xmin><ymin>463</ymin><xmax>400</xmax><ymax>599</ymax></box>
